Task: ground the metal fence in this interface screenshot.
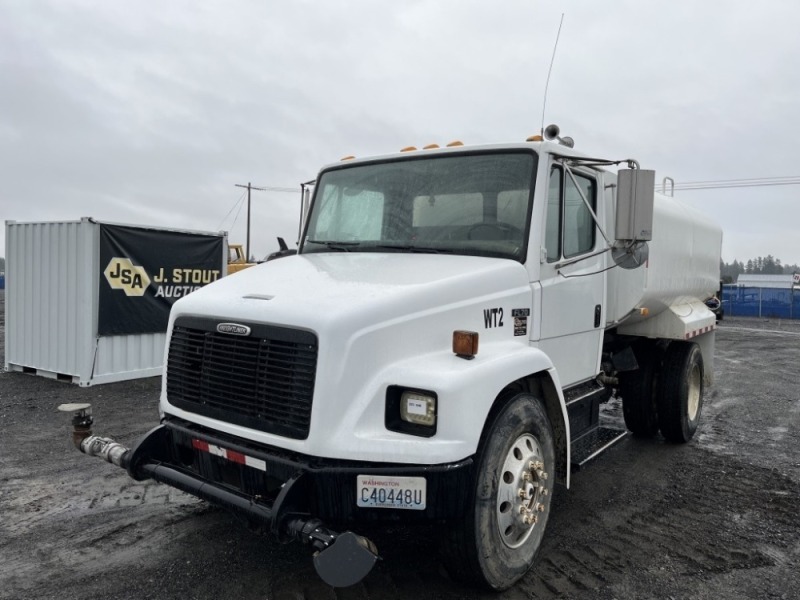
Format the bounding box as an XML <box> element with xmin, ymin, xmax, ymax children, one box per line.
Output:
<box><xmin>722</xmin><ymin>285</ymin><xmax>800</xmax><ymax>319</ymax></box>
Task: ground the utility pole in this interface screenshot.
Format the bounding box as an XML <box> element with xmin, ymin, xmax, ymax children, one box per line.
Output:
<box><xmin>234</xmin><ymin>182</ymin><xmax>266</xmax><ymax>261</ymax></box>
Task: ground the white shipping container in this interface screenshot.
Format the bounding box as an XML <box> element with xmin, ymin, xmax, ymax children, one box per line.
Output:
<box><xmin>4</xmin><ymin>218</ymin><xmax>227</xmax><ymax>386</ymax></box>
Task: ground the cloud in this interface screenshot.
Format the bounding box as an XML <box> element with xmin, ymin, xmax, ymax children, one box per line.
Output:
<box><xmin>1</xmin><ymin>0</ymin><xmax>799</xmax><ymax>264</ymax></box>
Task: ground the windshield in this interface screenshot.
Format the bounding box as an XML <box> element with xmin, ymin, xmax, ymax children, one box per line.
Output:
<box><xmin>301</xmin><ymin>151</ymin><xmax>537</xmax><ymax>261</ymax></box>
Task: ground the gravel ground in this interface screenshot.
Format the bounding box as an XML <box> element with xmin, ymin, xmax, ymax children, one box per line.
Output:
<box><xmin>1</xmin><ymin>290</ymin><xmax>799</xmax><ymax>600</ymax></box>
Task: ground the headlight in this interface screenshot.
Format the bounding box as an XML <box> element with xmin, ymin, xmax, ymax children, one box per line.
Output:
<box><xmin>385</xmin><ymin>386</ymin><xmax>438</xmax><ymax>437</ymax></box>
<box><xmin>400</xmin><ymin>391</ymin><xmax>436</xmax><ymax>427</ymax></box>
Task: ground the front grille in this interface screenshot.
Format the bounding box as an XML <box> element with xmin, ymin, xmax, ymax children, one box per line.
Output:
<box><xmin>166</xmin><ymin>316</ymin><xmax>317</xmax><ymax>439</ymax></box>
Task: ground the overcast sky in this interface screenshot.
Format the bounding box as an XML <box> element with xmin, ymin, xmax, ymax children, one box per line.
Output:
<box><xmin>2</xmin><ymin>0</ymin><xmax>799</xmax><ymax>266</ymax></box>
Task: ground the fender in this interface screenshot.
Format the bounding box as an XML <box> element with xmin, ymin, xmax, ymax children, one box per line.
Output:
<box><xmin>346</xmin><ymin>340</ymin><xmax>571</xmax><ymax>485</ymax></box>
<box><xmin>160</xmin><ymin>336</ymin><xmax>572</xmax><ymax>485</ymax></box>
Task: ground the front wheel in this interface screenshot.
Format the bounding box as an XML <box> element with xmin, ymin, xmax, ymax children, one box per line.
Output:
<box><xmin>440</xmin><ymin>393</ymin><xmax>555</xmax><ymax>590</ymax></box>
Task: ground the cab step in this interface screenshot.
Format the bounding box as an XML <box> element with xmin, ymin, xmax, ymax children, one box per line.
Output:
<box><xmin>570</xmin><ymin>426</ymin><xmax>629</xmax><ymax>470</ymax></box>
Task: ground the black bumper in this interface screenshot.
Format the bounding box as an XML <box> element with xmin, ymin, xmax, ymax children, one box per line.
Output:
<box><xmin>125</xmin><ymin>417</ymin><xmax>474</xmax><ymax>527</ymax></box>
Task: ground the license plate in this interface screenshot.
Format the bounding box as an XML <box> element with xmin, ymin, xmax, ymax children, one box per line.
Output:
<box><xmin>356</xmin><ymin>475</ymin><xmax>426</xmax><ymax>510</ymax></box>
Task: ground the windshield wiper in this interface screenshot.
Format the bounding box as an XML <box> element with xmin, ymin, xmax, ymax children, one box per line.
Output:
<box><xmin>374</xmin><ymin>244</ymin><xmax>451</xmax><ymax>254</ymax></box>
<box><xmin>305</xmin><ymin>240</ymin><xmax>361</xmax><ymax>252</ymax></box>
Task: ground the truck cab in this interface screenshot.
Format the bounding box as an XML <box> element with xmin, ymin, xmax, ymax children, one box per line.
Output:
<box><xmin>65</xmin><ymin>131</ymin><xmax>722</xmax><ymax>590</ymax></box>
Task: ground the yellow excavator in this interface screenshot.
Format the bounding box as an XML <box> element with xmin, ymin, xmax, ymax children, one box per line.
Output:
<box><xmin>227</xmin><ymin>244</ymin><xmax>256</xmax><ymax>275</ymax></box>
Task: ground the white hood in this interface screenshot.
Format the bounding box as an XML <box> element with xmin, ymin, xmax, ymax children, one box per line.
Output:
<box><xmin>171</xmin><ymin>252</ymin><xmax>530</xmax><ymax>334</ymax></box>
<box><xmin>164</xmin><ymin>252</ymin><xmax>534</xmax><ymax>462</ymax></box>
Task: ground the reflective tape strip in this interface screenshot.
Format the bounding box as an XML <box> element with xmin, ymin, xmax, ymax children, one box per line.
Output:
<box><xmin>191</xmin><ymin>438</ymin><xmax>267</xmax><ymax>472</ymax></box>
<box><xmin>685</xmin><ymin>324</ymin><xmax>716</xmax><ymax>340</ymax></box>
<box><xmin>227</xmin><ymin>449</ymin><xmax>246</xmax><ymax>465</ymax></box>
<box><xmin>245</xmin><ymin>455</ymin><xmax>267</xmax><ymax>471</ymax></box>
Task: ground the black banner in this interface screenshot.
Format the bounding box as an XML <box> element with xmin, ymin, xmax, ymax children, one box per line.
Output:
<box><xmin>98</xmin><ymin>224</ymin><xmax>224</xmax><ymax>336</ymax></box>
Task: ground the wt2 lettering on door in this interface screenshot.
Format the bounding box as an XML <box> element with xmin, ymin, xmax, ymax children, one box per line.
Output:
<box><xmin>483</xmin><ymin>308</ymin><xmax>504</xmax><ymax>328</ymax></box>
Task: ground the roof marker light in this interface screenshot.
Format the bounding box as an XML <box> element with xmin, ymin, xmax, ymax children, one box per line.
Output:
<box><xmin>423</xmin><ymin>143</ymin><xmax>440</xmax><ymax>150</ymax></box>
<box><xmin>400</xmin><ymin>146</ymin><xmax>417</xmax><ymax>152</ymax></box>
<box><xmin>340</xmin><ymin>155</ymin><xmax>356</xmax><ymax>161</ymax></box>
<box><xmin>526</xmin><ymin>134</ymin><xmax>544</xmax><ymax>142</ymax></box>
<box><xmin>446</xmin><ymin>140</ymin><xmax>464</xmax><ymax>147</ymax></box>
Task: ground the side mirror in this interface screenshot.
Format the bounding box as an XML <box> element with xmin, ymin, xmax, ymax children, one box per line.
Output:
<box><xmin>266</xmin><ymin>237</ymin><xmax>297</xmax><ymax>262</ymax></box>
<box><xmin>615</xmin><ymin>169</ymin><xmax>655</xmax><ymax>242</ymax></box>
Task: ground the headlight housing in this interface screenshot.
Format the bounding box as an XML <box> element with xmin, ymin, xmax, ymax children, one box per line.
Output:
<box><xmin>385</xmin><ymin>386</ymin><xmax>437</xmax><ymax>437</ymax></box>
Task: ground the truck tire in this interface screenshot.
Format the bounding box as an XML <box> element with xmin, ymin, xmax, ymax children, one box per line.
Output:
<box><xmin>440</xmin><ymin>393</ymin><xmax>555</xmax><ymax>590</ymax></box>
<box><xmin>619</xmin><ymin>343</ymin><xmax>661</xmax><ymax>437</ymax></box>
<box><xmin>657</xmin><ymin>341</ymin><xmax>704</xmax><ymax>443</ymax></box>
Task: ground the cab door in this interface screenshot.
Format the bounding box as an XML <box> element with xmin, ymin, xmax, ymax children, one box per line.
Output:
<box><xmin>534</xmin><ymin>163</ymin><xmax>606</xmax><ymax>387</ymax></box>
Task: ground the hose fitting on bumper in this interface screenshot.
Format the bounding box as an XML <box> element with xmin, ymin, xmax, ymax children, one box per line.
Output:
<box><xmin>59</xmin><ymin>408</ymin><xmax>380</xmax><ymax>587</ymax></box>
<box><xmin>80</xmin><ymin>435</ymin><xmax>129</xmax><ymax>468</ymax></box>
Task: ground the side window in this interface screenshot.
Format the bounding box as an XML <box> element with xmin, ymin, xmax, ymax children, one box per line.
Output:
<box><xmin>545</xmin><ymin>166</ymin><xmax>596</xmax><ymax>261</ymax></box>
<box><xmin>545</xmin><ymin>168</ymin><xmax>561</xmax><ymax>262</ymax></box>
<box><xmin>563</xmin><ymin>173</ymin><xmax>596</xmax><ymax>257</ymax></box>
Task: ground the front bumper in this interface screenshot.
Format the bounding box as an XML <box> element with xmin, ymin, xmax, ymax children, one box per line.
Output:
<box><xmin>127</xmin><ymin>417</ymin><xmax>474</xmax><ymax>524</ymax></box>
<box><xmin>68</xmin><ymin>408</ymin><xmax>472</xmax><ymax>587</ymax></box>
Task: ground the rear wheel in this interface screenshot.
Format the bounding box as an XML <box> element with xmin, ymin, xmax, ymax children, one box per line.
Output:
<box><xmin>657</xmin><ymin>341</ymin><xmax>704</xmax><ymax>443</ymax></box>
<box><xmin>619</xmin><ymin>343</ymin><xmax>662</xmax><ymax>437</ymax></box>
<box><xmin>440</xmin><ymin>393</ymin><xmax>555</xmax><ymax>590</ymax></box>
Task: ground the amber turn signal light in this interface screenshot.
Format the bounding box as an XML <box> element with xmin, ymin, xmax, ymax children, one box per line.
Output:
<box><xmin>453</xmin><ymin>330</ymin><xmax>479</xmax><ymax>360</ymax></box>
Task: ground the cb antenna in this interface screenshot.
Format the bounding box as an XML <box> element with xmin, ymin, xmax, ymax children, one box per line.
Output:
<box><xmin>540</xmin><ymin>13</ymin><xmax>565</xmax><ymax>134</ymax></box>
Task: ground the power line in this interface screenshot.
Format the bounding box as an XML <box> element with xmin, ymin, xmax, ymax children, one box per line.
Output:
<box><xmin>663</xmin><ymin>175</ymin><xmax>800</xmax><ymax>192</ymax></box>
<box><xmin>227</xmin><ymin>183</ymin><xmax>299</xmax><ymax>258</ymax></box>
<box><xmin>235</xmin><ymin>183</ymin><xmax>267</xmax><ymax>260</ymax></box>
<box><xmin>230</xmin><ymin>192</ymin><xmax>247</xmax><ymax>232</ymax></box>
<box><xmin>675</xmin><ymin>180</ymin><xmax>800</xmax><ymax>191</ymax></box>
<box><xmin>217</xmin><ymin>190</ymin><xmax>247</xmax><ymax>230</ymax></box>
<box><xmin>674</xmin><ymin>175</ymin><xmax>800</xmax><ymax>185</ymax></box>
<box><xmin>260</xmin><ymin>186</ymin><xmax>299</xmax><ymax>193</ymax></box>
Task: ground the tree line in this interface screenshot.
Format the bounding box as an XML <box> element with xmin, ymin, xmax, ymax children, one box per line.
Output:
<box><xmin>721</xmin><ymin>255</ymin><xmax>799</xmax><ymax>283</ymax></box>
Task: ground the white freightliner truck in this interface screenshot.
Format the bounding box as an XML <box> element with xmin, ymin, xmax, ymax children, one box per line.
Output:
<box><xmin>63</xmin><ymin>126</ymin><xmax>722</xmax><ymax>590</ymax></box>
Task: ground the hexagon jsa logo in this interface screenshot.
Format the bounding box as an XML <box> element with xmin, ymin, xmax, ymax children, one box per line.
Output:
<box><xmin>104</xmin><ymin>257</ymin><xmax>151</xmax><ymax>297</ymax></box>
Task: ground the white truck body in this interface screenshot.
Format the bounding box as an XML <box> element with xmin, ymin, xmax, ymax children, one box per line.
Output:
<box><xmin>162</xmin><ymin>140</ymin><xmax>721</xmax><ymax>465</ymax></box>
<box><xmin>68</xmin><ymin>134</ymin><xmax>722</xmax><ymax>590</ymax></box>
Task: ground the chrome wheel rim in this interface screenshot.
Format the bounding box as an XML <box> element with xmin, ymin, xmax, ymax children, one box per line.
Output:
<box><xmin>687</xmin><ymin>363</ymin><xmax>702</xmax><ymax>421</ymax></box>
<box><xmin>496</xmin><ymin>433</ymin><xmax>548</xmax><ymax>549</ymax></box>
